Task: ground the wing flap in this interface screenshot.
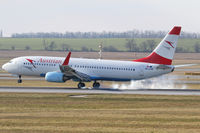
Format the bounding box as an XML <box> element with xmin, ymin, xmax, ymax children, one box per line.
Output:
<box><xmin>60</xmin><ymin>65</ymin><xmax>91</xmax><ymax>82</ymax></box>
<box><xmin>59</xmin><ymin>52</ymin><xmax>91</xmax><ymax>82</ymax></box>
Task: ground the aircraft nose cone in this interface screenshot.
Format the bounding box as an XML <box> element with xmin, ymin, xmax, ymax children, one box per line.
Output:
<box><xmin>2</xmin><ymin>64</ymin><xmax>6</xmax><ymax>71</ymax></box>
<box><xmin>2</xmin><ymin>62</ymin><xmax>18</xmax><ymax>74</ymax></box>
<box><xmin>2</xmin><ymin>63</ymin><xmax>9</xmax><ymax>72</ymax></box>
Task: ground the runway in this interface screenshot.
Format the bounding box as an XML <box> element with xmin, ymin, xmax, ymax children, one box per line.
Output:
<box><xmin>1</xmin><ymin>87</ymin><xmax>200</xmax><ymax>95</ymax></box>
<box><xmin>1</xmin><ymin>74</ymin><xmax>200</xmax><ymax>83</ymax></box>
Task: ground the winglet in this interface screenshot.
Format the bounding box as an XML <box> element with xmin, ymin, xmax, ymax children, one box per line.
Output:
<box><xmin>62</xmin><ymin>52</ymin><xmax>71</xmax><ymax>66</ymax></box>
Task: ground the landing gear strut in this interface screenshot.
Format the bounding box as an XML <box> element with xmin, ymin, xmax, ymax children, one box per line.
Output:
<box><xmin>93</xmin><ymin>81</ymin><xmax>100</xmax><ymax>88</ymax></box>
<box><xmin>18</xmin><ymin>75</ymin><xmax>22</xmax><ymax>83</ymax></box>
<box><xmin>78</xmin><ymin>82</ymin><xmax>85</xmax><ymax>89</ymax></box>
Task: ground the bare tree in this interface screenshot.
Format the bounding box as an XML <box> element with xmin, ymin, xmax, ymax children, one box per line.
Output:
<box><xmin>81</xmin><ymin>46</ymin><xmax>89</xmax><ymax>52</ymax></box>
<box><xmin>11</xmin><ymin>46</ymin><xmax>15</xmax><ymax>50</ymax></box>
<box><xmin>146</xmin><ymin>40</ymin><xmax>156</xmax><ymax>52</ymax></box>
<box><xmin>176</xmin><ymin>47</ymin><xmax>184</xmax><ymax>53</ymax></box>
<box><xmin>48</xmin><ymin>41</ymin><xmax>57</xmax><ymax>51</ymax></box>
<box><xmin>194</xmin><ymin>42</ymin><xmax>200</xmax><ymax>53</ymax></box>
<box><xmin>103</xmin><ymin>45</ymin><xmax>118</xmax><ymax>52</ymax></box>
<box><xmin>125</xmin><ymin>39</ymin><xmax>137</xmax><ymax>52</ymax></box>
<box><xmin>25</xmin><ymin>45</ymin><xmax>31</xmax><ymax>50</ymax></box>
<box><xmin>140</xmin><ymin>41</ymin><xmax>148</xmax><ymax>52</ymax></box>
<box><xmin>43</xmin><ymin>39</ymin><xmax>48</xmax><ymax>50</ymax></box>
<box><xmin>61</xmin><ymin>44</ymin><xmax>70</xmax><ymax>51</ymax></box>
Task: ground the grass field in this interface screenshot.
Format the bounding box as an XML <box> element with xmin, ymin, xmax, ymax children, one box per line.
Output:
<box><xmin>0</xmin><ymin>93</ymin><xmax>200</xmax><ymax>133</ymax></box>
<box><xmin>0</xmin><ymin>38</ymin><xmax>160</xmax><ymax>51</ymax></box>
<box><xmin>0</xmin><ymin>38</ymin><xmax>199</xmax><ymax>52</ymax></box>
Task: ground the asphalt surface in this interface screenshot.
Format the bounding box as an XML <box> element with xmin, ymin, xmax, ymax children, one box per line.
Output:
<box><xmin>1</xmin><ymin>74</ymin><xmax>200</xmax><ymax>84</ymax></box>
<box><xmin>1</xmin><ymin>87</ymin><xmax>200</xmax><ymax>95</ymax></box>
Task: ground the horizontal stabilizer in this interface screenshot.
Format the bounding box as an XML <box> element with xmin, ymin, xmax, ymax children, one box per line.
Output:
<box><xmin>174</xmin><ymin>64</ymin><xmax>196</xmax><ymax>68</ymax></box>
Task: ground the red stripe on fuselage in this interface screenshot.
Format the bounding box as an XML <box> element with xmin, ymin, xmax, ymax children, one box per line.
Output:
<box><xmin>133</xmin><ymin>52</ymin><xmax>172</xmax><ymax>65</ymax></box>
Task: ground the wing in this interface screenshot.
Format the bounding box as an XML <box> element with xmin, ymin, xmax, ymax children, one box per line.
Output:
<box><xmin>60</xmin><ymin>52</ymin><xmax>91</xmax><ymax>82</ymax></box>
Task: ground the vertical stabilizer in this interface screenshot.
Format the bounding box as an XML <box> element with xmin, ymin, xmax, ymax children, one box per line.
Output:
<box><xmin>133</xmin><ymin>26</ymin><xmax>181</xmax><ymax>65</ymax></box>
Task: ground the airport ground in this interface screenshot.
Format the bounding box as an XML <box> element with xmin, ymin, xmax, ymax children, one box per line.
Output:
<box><xmin>0</xmin><ymin>51</ymin><xmax>200</xmax><ymax>132</ymax></box>
<box><xmin>1</xmin><ymin>93</ymin><xmax>200</xmax><ymax>133</ymax></box>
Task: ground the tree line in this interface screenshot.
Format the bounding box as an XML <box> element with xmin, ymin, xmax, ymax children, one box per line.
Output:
<box><xmin>8</xmin><ymin>39</ymin><xmax>200</xmax><ymax>53</ymax></box>
<box><xmin>11</xmin><ymin>31</ymin><xmax>200</xmax><ymax>39</ymax></box>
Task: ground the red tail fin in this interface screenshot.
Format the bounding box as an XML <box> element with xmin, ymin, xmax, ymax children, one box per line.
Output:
<box><xmin>133</xmin><ymin>26</ymin><xmax>181</xmax><ymax>65</ymax></box>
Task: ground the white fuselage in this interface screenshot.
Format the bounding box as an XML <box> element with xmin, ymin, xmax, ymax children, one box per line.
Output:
<box><xmin>2</xmin><ymin>56</ymin><xmax>174</xmax><ymax>81</ymax></box>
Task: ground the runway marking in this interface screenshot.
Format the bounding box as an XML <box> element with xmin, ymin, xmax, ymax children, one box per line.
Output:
<box><xmin>69</xmin><ymin>95</ymin><xmax>89</xmax><ymax>98</ymax></box>
<box><xmin>0</xmin><ymin>87</ymin><xmax>200</xmax><ymax>95</ymax></box>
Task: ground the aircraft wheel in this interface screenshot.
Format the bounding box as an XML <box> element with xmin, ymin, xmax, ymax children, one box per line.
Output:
<box><xmin>93</xmin><ymin>82</ymin><xmax>100</xmax><ymax>88</ymax></box>
<box><xmin>18</xmin><ymin>79</ymin><xmax>22</xmax><ymax>83</ymax></box>
<box><xmin>78</xmin><ymin>82</ymin><xmax>85</xmax><ymax>89</ymax></box>
<box><xmin>18</xmin><ymin>75</ymin><xmax>22</xmax><ymax>83</ymax></box>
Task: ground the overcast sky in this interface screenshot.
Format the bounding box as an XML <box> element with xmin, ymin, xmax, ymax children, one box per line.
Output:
<box><xmin>0</xmin><ymin>0</ymin><xmax>200</xmax><ymax>36</ymax></box>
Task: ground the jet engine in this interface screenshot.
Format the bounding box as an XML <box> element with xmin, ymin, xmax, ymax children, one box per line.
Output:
<box><xmin>45</xmin><ymin>72</ymin><xmax>69</xmax><ymax>83</ymax></box>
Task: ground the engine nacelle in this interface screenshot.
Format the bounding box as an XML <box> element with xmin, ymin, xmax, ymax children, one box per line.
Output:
<box><xmin>45</xmin><ymin>72</ymin><xmax>66</xmax><ymax>83</ymax></box>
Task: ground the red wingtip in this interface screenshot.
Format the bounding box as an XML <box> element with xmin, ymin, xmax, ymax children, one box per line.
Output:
<box><xmin>169</xmin><ymin>26</ymin><xmax>181</xmax><ymax>35</ymax></box>
<box><xmin>62</xmin><ymin>52</ymin><xmax>71</xmax><ymax>65</ymax></box>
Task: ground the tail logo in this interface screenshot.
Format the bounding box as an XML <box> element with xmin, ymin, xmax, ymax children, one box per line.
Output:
<box><xmin>165</xmin><ymin>40</ymin><xmax>174</xmax><ymax>48</ymax></box>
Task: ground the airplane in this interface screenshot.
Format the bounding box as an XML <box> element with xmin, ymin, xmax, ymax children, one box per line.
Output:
<box><xmin>2</xmin><ymin>26</ymin><xmax>185</xmax><ymax>88</ymax></box>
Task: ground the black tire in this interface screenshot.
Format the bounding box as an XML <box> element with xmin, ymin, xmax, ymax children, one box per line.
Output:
<box><xmin>18</xmin><ymin>79</ymin><xmax>22</xmax><ymax>83</ymax></box>
<box><xmin>78</xmin><ymin>82</ymin><xmax>85</xmax><ymax>89</ymax></box>
<box><xmin>81</xmin><ymin>83</ymin><xmax>85</xmax><ymax>87</ymax></box>
<box><xmin>93</xmin><ymin>82</ymin><xmax>100</xmax><ymax>88</ymax></box>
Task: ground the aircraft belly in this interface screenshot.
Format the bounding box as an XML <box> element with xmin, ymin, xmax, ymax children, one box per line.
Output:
<box><xmin>87</xmin><ymin>70</ymin><xmax>136</xmax><ymax>81</ymax></box>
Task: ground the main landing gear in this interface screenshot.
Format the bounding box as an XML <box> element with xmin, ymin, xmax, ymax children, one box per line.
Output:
<box><xmin>18</xmin><ymin>75</ymin><xmax>22</xmax><ymax>83</ymax></box>
<box><xmin>93</xmin><ymin>81</ymin><xmax>100</xmax><ymax>88</ymax></box>
<box><xmin>77</xmin><ymin>81</ymin><xmax>101</xmax><ymax>89</ymax></box>
<box><xmin>78</xmin><ymin>82</ymin><xmax>85</xmax><ymax>89</ymax></box>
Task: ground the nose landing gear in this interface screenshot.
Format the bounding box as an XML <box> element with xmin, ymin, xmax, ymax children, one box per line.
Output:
<box><xmin>18</xmin><ymin>75</ymin><xmax>22</xmax><ymax>83</ymax></box>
